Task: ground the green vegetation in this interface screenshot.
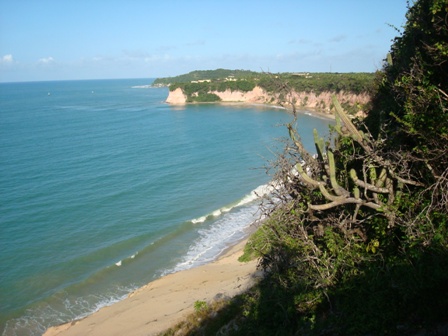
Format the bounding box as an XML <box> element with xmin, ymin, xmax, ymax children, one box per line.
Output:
<box><xmin>152</xmin><ymin>68</ymin><xmax>260</xmax><ymax>86</ymax></box>
<box><xmin>258</xmin><ymin>72</ymin><xmax>376</xmax><ymax>95</ymax></box>
<box><xmin>193</xmin><ymin>300</ymin><xmax>208</xmax><ymax>313</ymax></box>
<box><xmin>155</xmin><ymin>69</ymin><xmax>376</xmax><ymax>105</ymax></box>
<box><xmin>187</xmin><ymin>92</ymin><xmax>221</xmax><ymax>103</ymax></box>
<box><xmin>159</xmin><ymin>0</ymin><xmax>447</xmax><ymax>334</ymax></box>
<box><xmin>170</xmin><ymin>80</ymin><xmax>256</xmax><ymax>102</ymax></box>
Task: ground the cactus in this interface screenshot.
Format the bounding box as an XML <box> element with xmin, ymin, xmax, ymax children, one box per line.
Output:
<box><xmin>295</xmin><ymin>117</ymin><xmax>386</xmax><ymax>213</ymax></box>
<box><xmin>349</xmin><ymin>169</ymin><xmax>390</xmax><ymax>194</ymax></box>
<box><xmin>313</xmin><ymin>129</ymin><xmax>325</xmax><ymax>162</ymax></box>
<box><xmin>287</xmin><ymin>96</ymin><xmax>425</xmax><ymax>229</ymax></box>
<box><xmin>290</xmin><ymin>96</ymin><xmax>423</xmax><ymax>226</ymax></box>
<box><xmin>332</xmin><ymin>96</ymin><xmax>364</xmax><ymax>144</ymax></box>
<box><xmin>386</xmin><ymin>52</ymin><xmax>393</xmax><ymax>66</ymax></box>
<box><xmin>288</xmin><ymin>124</ymin><xmax>317</xmax><ymax>166</ymax></box>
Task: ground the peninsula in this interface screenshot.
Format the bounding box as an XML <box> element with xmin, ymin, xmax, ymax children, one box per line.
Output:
<box><xmin>155</xmin><ymin>69</ymin><xmax>375</xmax><ymax>117</ymax></box>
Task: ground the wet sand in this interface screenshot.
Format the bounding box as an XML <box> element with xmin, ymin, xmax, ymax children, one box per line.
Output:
<box><xmin>44</xmin><ymin>239</ymin><xmax>261</xmax><ymax>336</ymax></box>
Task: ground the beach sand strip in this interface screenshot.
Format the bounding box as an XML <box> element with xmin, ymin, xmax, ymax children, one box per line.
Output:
<box><xmin>43</xmin><ymin>239</ymin><xmax>261</xmax><ymax>336</ymax></box>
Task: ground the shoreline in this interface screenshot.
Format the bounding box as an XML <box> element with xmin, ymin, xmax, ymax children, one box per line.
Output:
<box><xmin>170</xmin><ymin>100</ymin><xmax>336</xmax><ymax>121</ymax></box>
<box><xmin>241</xmin><ymin>102</ymin><xmax>336</xmax><ymax>120</ymax></box>
<box><xmin>43</xmin><ymin>236</ymin><xmax>262</xmax><ymax>336</ymax></box>
<box><xmin>41</xmin><ymin>101</ymin><xmax>330</xmax><ymax>336</ymax></box>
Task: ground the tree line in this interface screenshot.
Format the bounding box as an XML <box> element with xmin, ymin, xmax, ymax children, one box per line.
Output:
<box><xmin>158</xmin><ymin>70</ymin><xmax>376</xmax><ymax>104</ymax></box>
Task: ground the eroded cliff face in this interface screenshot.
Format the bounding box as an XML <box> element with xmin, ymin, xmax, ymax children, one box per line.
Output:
<box><xmin>165</xmin><ymin>87</ymin><xmax>187</xmax><ymax>104</ymax></box>
<box><xmin>283</xmin><ymin>90</ymin><xmax>370</xmax><ymax>117</ymax></box>
<box><xmin>209</xmin><ymin>86</ymin><xmax>269</xmax><ymax>103</ymax></box>
<box><xmin>165</xmin><ymin>86</ymin><xmax>370</xmax><ymax>116</ymax></box>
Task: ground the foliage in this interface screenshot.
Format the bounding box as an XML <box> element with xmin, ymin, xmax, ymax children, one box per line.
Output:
<box><xmin>174</xmin><ymin>80</ymin><xmax>256</xmax><ymax>95</ymax></box>
<box><xmin>366</xmin><ymin>0</ymin><xmax>448</xmax><ymax>176</ymax></box>
<box><xmin>258</xmin><ymin>72</ymin><xmax>377</xmax><ymax>95</ymax></box>
<box><xmin>241</xmin><ymin>0</ymin><xmax>448</xmax><ymax>334</ymax></box>
<box><xmin>159</xmin><ymin>1</ymin><xmax>448</xmax><ymax>335</ymax></box>
<box><xmin>238</xmin><ymin>212</ymin><xmax>285</xmax><ymax>263</ymax></box>
<box><xmin>193</xmin><ymin>300</ymin><xmax>208</xmax><ymax>313</ymax></box>
<box><xmin>249</xmin><ymin>94</ymin><xmax>448</xmax><ymax>334</ymax></box>
<box><xmin>169</xmin><ymin>79</ymin><xmax>256</xmax><ymax>102</ymax></box>
<box><xmin>157</xmin><ymin>69</ymin><xmax>375</xmax><ymax>104</ymax></box>
<box><xmin>153</xmin><ymin>68</ymin><xmax>260</xmax><ymax>86</ymax></box>
<box><xmin>187</xmin><ymin>92</ymin><xmax>221</xmax><ymax>103</ymax></box>
<box><xmin>159</xmin><ymin>297</ymin><xmax>241</xmax><ymax>336</ymax></box>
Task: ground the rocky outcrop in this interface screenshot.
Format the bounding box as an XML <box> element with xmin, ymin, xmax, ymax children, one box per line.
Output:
<box><xmin>165</xmin><ymin>86</ymin><xmax>370</xmax><ymax>116</ymax></box>
<box><xmin>281</xmin><ymin>90</ymin><xmax>370</xmax><ymax>116</ymax></box>
<box><xmin>166</xmin><ymin>87</ymin><xmax>187</xmax><ymax>104</ymax></box>
<box><xmin>210</xmin><ymin>86</ymin><xmax>269</xmax><ymax>103</ymax></box>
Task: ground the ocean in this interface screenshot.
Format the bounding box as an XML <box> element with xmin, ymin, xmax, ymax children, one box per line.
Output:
<box><xmin>0</xmin><ymin>78</ymin><xmax>333</xmax><ymax>335</ymax></box>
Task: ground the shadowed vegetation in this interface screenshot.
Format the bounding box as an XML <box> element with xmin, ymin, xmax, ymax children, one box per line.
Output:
<box><xmin>159</xmin><ymin>0</ymin><xmax>447</xmax><ymax>334</ymax></box>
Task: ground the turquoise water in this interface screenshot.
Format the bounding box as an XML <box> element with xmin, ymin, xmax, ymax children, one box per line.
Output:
<box><xmin>0</xmin><ymin>79</ymin><xmax>333</xmax><ymax>335</ymax></box>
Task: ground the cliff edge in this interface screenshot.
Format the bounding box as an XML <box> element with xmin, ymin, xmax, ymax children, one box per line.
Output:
<box><xmin>166</xmin><ymin>86</ymin><xmax>370</xmax><ymax>117</ymax></box>
<box><xmin>166</xmin><ymin>87</ymin><xmax>187</xmax><ymax>104</ymax></box>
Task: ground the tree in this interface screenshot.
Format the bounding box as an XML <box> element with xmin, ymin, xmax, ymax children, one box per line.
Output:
<box><xmin>366</xmin><ymin>0</ymin><xmax>448</xmax><ymax>177</ymax></box>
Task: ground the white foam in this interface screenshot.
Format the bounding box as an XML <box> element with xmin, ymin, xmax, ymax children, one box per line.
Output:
<box><xmin>3</xmin><ymin>285</ymin><xmax>137</xmax><ymax>336</ymax></box>
<box><xmin>190</xmin><ymin>183</ymin><xmax>274</xmax><ymax>226</ymax></box>
<box><xmin>159</xmin><ymin>182</ymin><xmax>279</xmax><ymax>276</ymax></box>
<box><xmin>115</xmin><ymin>260</ymin><xmax>122</xmax><ymax>266</ymax></box>
<box><xmin>131</xmin><ymin>85</ymin><xmax>152</xmax><ymax>89</ymax></box>
<box><xmin>212</xmin><ymin>209</ymin><xmax>222</xmax><ymax>217</ymax></box>
<box><xmin>163</xmin><ymin>202</ymin><xmax>262</xmax><ymax>276</ymax></box>
<box><xmin>191</xmin><ymin>215</ymin><xmax>207</xmax><ymax>224</ymax></box>
<box><xmin>236</xmin><ymin>183</ymin><xmax>275</xmax><ymax>207</ymax></box>
<box><xmin>221</xmin><ymin>206</ymin><xmax>232</xmax><ymax>213</ymax></box>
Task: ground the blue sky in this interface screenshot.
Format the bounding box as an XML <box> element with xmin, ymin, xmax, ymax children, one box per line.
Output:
<box><xmin>0</xmin><ymin>0</ymin><xmax>409</xmax><ymax>82</ymax></box>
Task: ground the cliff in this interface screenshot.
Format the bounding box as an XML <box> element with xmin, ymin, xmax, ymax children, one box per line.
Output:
<box><xmin>166</xmin><ymin>86</ymin><xmax>370</xmax><ymax>117</ymax></box>
<box><xmin>165</xmin><ymin>87</ymin><xmax>187</xmax><ymax>104</ymax></box>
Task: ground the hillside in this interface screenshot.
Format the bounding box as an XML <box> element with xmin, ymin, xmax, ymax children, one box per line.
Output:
<box><xmin>159</xmin><ymin>70</ymin><xmax>376</xmax><ymax>116</ymax></box>
<box><xmin>160</xmin><ymin>0</ymin><xmax>448</xmax><ymax>335</ymax></box>
<box><xmin>152</xmin><ymin>69</ymin><xmax>260</xmax><ymax>86</ymax></box>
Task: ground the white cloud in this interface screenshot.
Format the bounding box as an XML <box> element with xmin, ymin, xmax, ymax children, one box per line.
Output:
<box><xmin>38</xmin><ymin>56</ymin><xmax>54</xmax><ymax>64</ymax></box>
<box><xmin>1</xmin><ymin>54</ymin><xmax>14</xmax><ymax>63</ymax></box>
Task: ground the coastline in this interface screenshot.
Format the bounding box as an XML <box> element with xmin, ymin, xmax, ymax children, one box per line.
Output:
<box><xmin>40</xmin><ymin>96</ymin><xmax>332</xmax><ymax>336</ymax></box>
<box><xmin>43</xmin><ymin>237</ymin><xmax>262</xmax><ymax>336</ymax></box>
<box><xmin>178</xmin><ymin>100</ymin><xmax>337</xmax><ymax>121</ymax></box>
<box><xmin>165</xmin><ymin>85</ymin><xmax>366</xmax><ymax>120</ymax></box>
<box><xmin>223</xmin><ymin>101</ymin><xmax>336</xmax><ymax>121</ymax></box>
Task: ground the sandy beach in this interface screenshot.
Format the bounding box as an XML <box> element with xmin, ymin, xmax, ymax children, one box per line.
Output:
<box><xmin>43</xmin><ymin>239</ymin><xmax>261</xmax><ymax>336</ymax></box>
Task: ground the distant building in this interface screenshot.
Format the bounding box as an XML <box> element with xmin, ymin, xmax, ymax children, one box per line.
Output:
<box><xmin>292</xmin><ymin>72</ymin><xmax>312</xmax><ymax>78</ymax></box>
<box><xmin>191</xmin><ymin>79</ymin><xmax>211</xmax><ymax>83</ymax></box>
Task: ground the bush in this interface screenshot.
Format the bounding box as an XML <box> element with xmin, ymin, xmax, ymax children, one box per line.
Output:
<box><xmin>244</xmin><ymin>0</ymin><xmax>448</xmax><ymax>334</ymax></box>
<box><xmin>159</xmin><ymin>1</ymin><xmax>448</xmax><ymax>334</ymax></box>
<box><xmin>188</xmin><ymin>93</ymin><xmax>221</xmax><ymax>103</ymax></box>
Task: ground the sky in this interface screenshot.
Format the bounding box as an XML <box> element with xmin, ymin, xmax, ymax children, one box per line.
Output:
<box><xmin>0</xmin><ymin>0</ymin><xmax>409</xmax><ymax>83</ymax></box>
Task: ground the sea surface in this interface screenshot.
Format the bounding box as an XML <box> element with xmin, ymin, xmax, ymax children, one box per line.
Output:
<box><xmin>0</xmin><ymin>78</ymin><xmax>333</xmax><ymax>335</ymax></box>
